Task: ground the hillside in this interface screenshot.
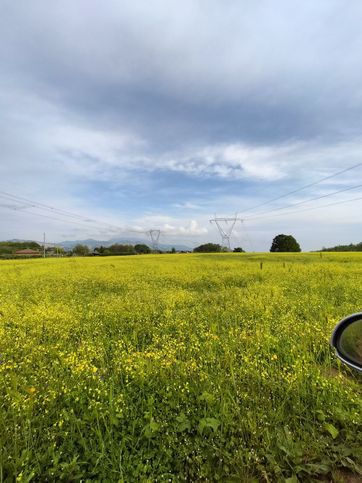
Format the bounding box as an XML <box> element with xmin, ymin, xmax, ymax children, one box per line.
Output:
<box><xmin>0</xmin><ymin>240</ymin><xmax>41</xmax><ymax>255</ymax></box>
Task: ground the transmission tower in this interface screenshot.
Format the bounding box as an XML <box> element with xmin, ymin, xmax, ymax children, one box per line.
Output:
<box><xmin>209</xmin><ymin>214</ymin><xmax>242</xmax><ymax>250</ymax></box>
<box><xmin>146</xmin><ymin>229</ymin><xmax>161</xmax><ymax>251</ymax></box>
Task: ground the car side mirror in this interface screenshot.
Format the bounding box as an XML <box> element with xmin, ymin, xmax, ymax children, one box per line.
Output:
<box><xmin>331</xmin><ymin>313</ymin><xmax>362</xmax><ymax>372</ymax></box>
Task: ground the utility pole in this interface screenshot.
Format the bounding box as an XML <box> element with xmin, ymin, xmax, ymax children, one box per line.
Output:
<box><xmin>43</xmin><ymin>232</ymin><xmax>46</xmax><ymax>258</ymax></box>
<box><xmin>209</xmin><ymin>214</ymin><xmax>242</xmax><ymax>251</ymax></box>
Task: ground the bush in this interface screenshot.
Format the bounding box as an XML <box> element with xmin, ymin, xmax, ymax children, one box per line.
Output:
<box><xmin>193</xmin><ymin>243</ymin><xmax>222</xmax><ymax>253</ymax></box>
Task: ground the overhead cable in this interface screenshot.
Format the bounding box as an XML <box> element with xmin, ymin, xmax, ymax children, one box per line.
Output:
<box><xmin>241</xmin><ymin>162</ymin><xmax>362</xmax><ymax>215</ymax></box>
<box><xmin>245</xmin><ymin>183</ymin><xmax>362</xmax><ymax>220</ymax></box>
<box><xmin>0</xmin><ymin>190</ymin><xmax>125</xmax><ymax>232</ymax></box>
<box><xmin>246</xmin><ymin>194</ymin><xmax>362</xmax><ymax>222</ymax></box>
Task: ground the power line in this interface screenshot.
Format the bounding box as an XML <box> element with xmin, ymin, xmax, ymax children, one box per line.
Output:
<box><xmin>245</xmin><ymin>183</ymin><xmax>362</xmax><ymax>220</ymax></box>
<box><xmin>0</xmin><ymin>190</ymin><xmax>123</xmax><ymax>231</ymax></box>
<box><xmin>0</xmin><ymin>203</ymin><xmax>109</xmax><ymax>231</ymax></box>
<box><xmin>0</xmin><ymin>191</ymin><xmax>88</xmax><ymax>221</ymax></box>
<box><xmin>3</xmin><ymin>160</ymin><xmax>361</xmax><ymax>243</ymax></box>
<box><xmin>0</xmin><ymin>190</ymin><xmax>126</xmax><ymax>233</ymax></box>
<box><xmin>241</xmin><ymin>162</ymin><xmax>362</xmax><ymax>215</ymax></box>
<box><xmin>240</xmin><ymin>222</ymin><xmax>255</xmax><ymax>251</ymax></box>
<box><xmin>246</xmin><ymin>194</ymin><xmax>362</xmax><ymax>222</ymax></box>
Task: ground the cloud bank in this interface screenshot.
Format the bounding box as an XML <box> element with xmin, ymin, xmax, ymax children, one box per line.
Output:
<box><xmin>1</xmin><ymin>0</ymin><xmax>362</xmax><ymax>250</ymax></box>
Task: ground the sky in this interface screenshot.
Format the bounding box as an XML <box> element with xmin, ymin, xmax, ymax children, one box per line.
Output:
<box><xmin>1</xmin><ymin>0</ymin><xmax>362</xmax><ymax>251</ymax></box>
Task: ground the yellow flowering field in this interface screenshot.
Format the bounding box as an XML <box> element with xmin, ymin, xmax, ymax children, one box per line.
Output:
<box><xmin>0</xmin><ymin>253</ymin><xmax>361</xmax><ymax>481</ymax></box>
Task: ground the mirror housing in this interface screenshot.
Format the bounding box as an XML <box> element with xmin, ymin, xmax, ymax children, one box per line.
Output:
<box><xmin>331</xmin><ymin>313</ymin><xmax>362</xmax><ymax>372</ymax></box>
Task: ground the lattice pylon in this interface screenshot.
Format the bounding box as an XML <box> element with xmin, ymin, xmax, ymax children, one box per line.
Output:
<box><xmin>209</xmin><ymin>215</ymin><xmax>242</xmax><ymax>250</ymax></box>
<box><xmin>147</xmin><ymin>229</ymin><xmax>161</xmax><ymax>251</ymax></box>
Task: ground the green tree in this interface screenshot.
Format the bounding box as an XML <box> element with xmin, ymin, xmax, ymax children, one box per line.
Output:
<box><xmin>72</xmin><ymin>244</ymin><xmax>90</xmax><ymax>256</ymax></box>
<box><xmin>320</xmin><ymin>241</ymin><xmax>362</xmax><ymax>252</ymax></box>
<box><xmin>94</xmin><ymin>245</ymin><xmax>106</xmax><ymax>254</ymax></box>
<box><xmin>233</xmin><ymin>247</ymin><xmax>245</xmax><ymax>253</ymax></box>
<box><xmin>270</xmin><ymin>234</ymin><xmax>301</xmax><ymax>252</ymax></box>
<box><xmin>0</xmin><ymin>241</ymin><xmax>41</xmax><ymax>255</ymax></box>
<box><xmin>193</xmin><ymin>243</ymin><xmax>222</xmax><ymax>253</ymax></box>
<box><xmin>135</xmin><ymin>244</ymin><xmax>151</xmax><ymax>254</ymax></box>
<box><xmin>109</xmin><ymin>244</ymin><xmax>136</xmax><ymax>255</ymax></box>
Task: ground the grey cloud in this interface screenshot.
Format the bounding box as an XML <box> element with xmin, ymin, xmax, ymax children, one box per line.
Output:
<box><xmin>2</xmin><ymin>0</ymin><xmax>362</xmax><ymax>148</ymax></box>
<box><xmin>1</xmin><ymin>0</ymin><xmax>362</xmax><ymax>248</ymax></box>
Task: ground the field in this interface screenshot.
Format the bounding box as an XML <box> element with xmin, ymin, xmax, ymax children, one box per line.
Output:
<box><xmin>0</xmin><ymin>253</ymin><xmax>361</xmax><ymax>482</ymax></box>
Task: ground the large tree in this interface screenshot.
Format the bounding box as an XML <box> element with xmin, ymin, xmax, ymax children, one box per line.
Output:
<box><xmin>270</xmin><ymin>234</ymin><xmax>301</xmax><ymax>252</ymax></box>
<box><xmin>135</xmin><ymin>244</ymin><xmax>151</xmax><ymax>254</ymax></box>
<box><xmin>72</xmin><ymin>244</ymin><xmax>90</xmax><ymax>256</ymax></box>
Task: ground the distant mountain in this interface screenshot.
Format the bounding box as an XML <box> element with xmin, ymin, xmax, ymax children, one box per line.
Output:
<box><xmin>58</xmin><ymin>238</ymin><xmax>111</xmax><ymax>250</ymax></box>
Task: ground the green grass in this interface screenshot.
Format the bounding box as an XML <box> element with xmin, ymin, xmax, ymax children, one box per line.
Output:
<box><xmin>0</xmin><ymin>253</ymin><xmax>361</xmax><ymax>481</ymax></box>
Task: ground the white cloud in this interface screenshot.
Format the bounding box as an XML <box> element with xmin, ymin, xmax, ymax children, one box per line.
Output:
<box><xmin>173</xmin><ymin>202</ymin><xmax>202</xmax><ymax>210</ymax></box>
<box><xmin>152</xmin><ymin>139</ymin><xmax>362</xmax><ymax>182</ymax></box>
<box><xmin>130</xmin><ymin>216</ymin><xmax>208</xmax><ymax>236</ymax></box>
<box><xmin>55</xmin><ymin>135</ymin><xmax>362</xmax><ymax>184</ymax></box>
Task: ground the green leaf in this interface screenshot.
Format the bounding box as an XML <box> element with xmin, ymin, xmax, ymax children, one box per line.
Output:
<box><xmin>198</xmin><ymin>417</ymin><xmax>220</xmax><ymax>434</ymax></box>
<box><xmin>176</xmin><ymin>413</ymin><xmax>191</xmax><ymax>432</ymax></box>
<box><xmin>285</xmin><ymin>476</ymin><xmax>299</xmax><ymax>483</ymax></box>
<box><xmin>149</xmin><ymin>419</ymin><xmax>159</xmax><ymax>432</ymax></box>
<box><xmin>144</xmin><ymin>419</ymin><xmax>160</xmax><ymax>438</ymax></box>
<box><xmin>324</xmin><ymin>423</ymin><xmax>339</xmax><ymax>439</ymax></box>
<box><xmin>315</xmin><ymin>410</ymin><xmax>326</xmax><ymax>422</ymax></box>
<box><xmin>199</xmin><ymin>391</ymin><xmax>215</xmax><ymax>405</ymax></box>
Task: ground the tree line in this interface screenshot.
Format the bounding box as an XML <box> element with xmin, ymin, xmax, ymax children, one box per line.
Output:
<box><xmin>193</xmin><ymin>234</ymin><xmax>301</xmax><ymax>253</ymax></box>
<box><xmin>4</xmin><ymin>235</ymin><xmax>362</xmax><ymax>257</ymax></box>
<box><xmin>0</xmin><ymin>235</ymin><xmax>301</xmax><ymax>258</ymax></box>
<box><xmin>320</xmin><ymin>241</ymin><xmax>362</xmax><ymax>252</ymax></box>
<box><xmin>73</xmin><ymin>243</ymin><xmax>160</xmax><ymax>256</ymax></box>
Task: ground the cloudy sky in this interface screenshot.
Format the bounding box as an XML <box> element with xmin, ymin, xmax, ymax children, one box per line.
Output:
<box><xmin>1</xmin><ymin>0</ymin><xmax>362</xmax><ymax>251</ymax></box>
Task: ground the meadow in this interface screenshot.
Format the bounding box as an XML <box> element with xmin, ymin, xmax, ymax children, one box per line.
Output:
<box><xmin>0</xmin><ymin>253</ymin><xmax>361</xmax><ymax>482</ymax></box>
